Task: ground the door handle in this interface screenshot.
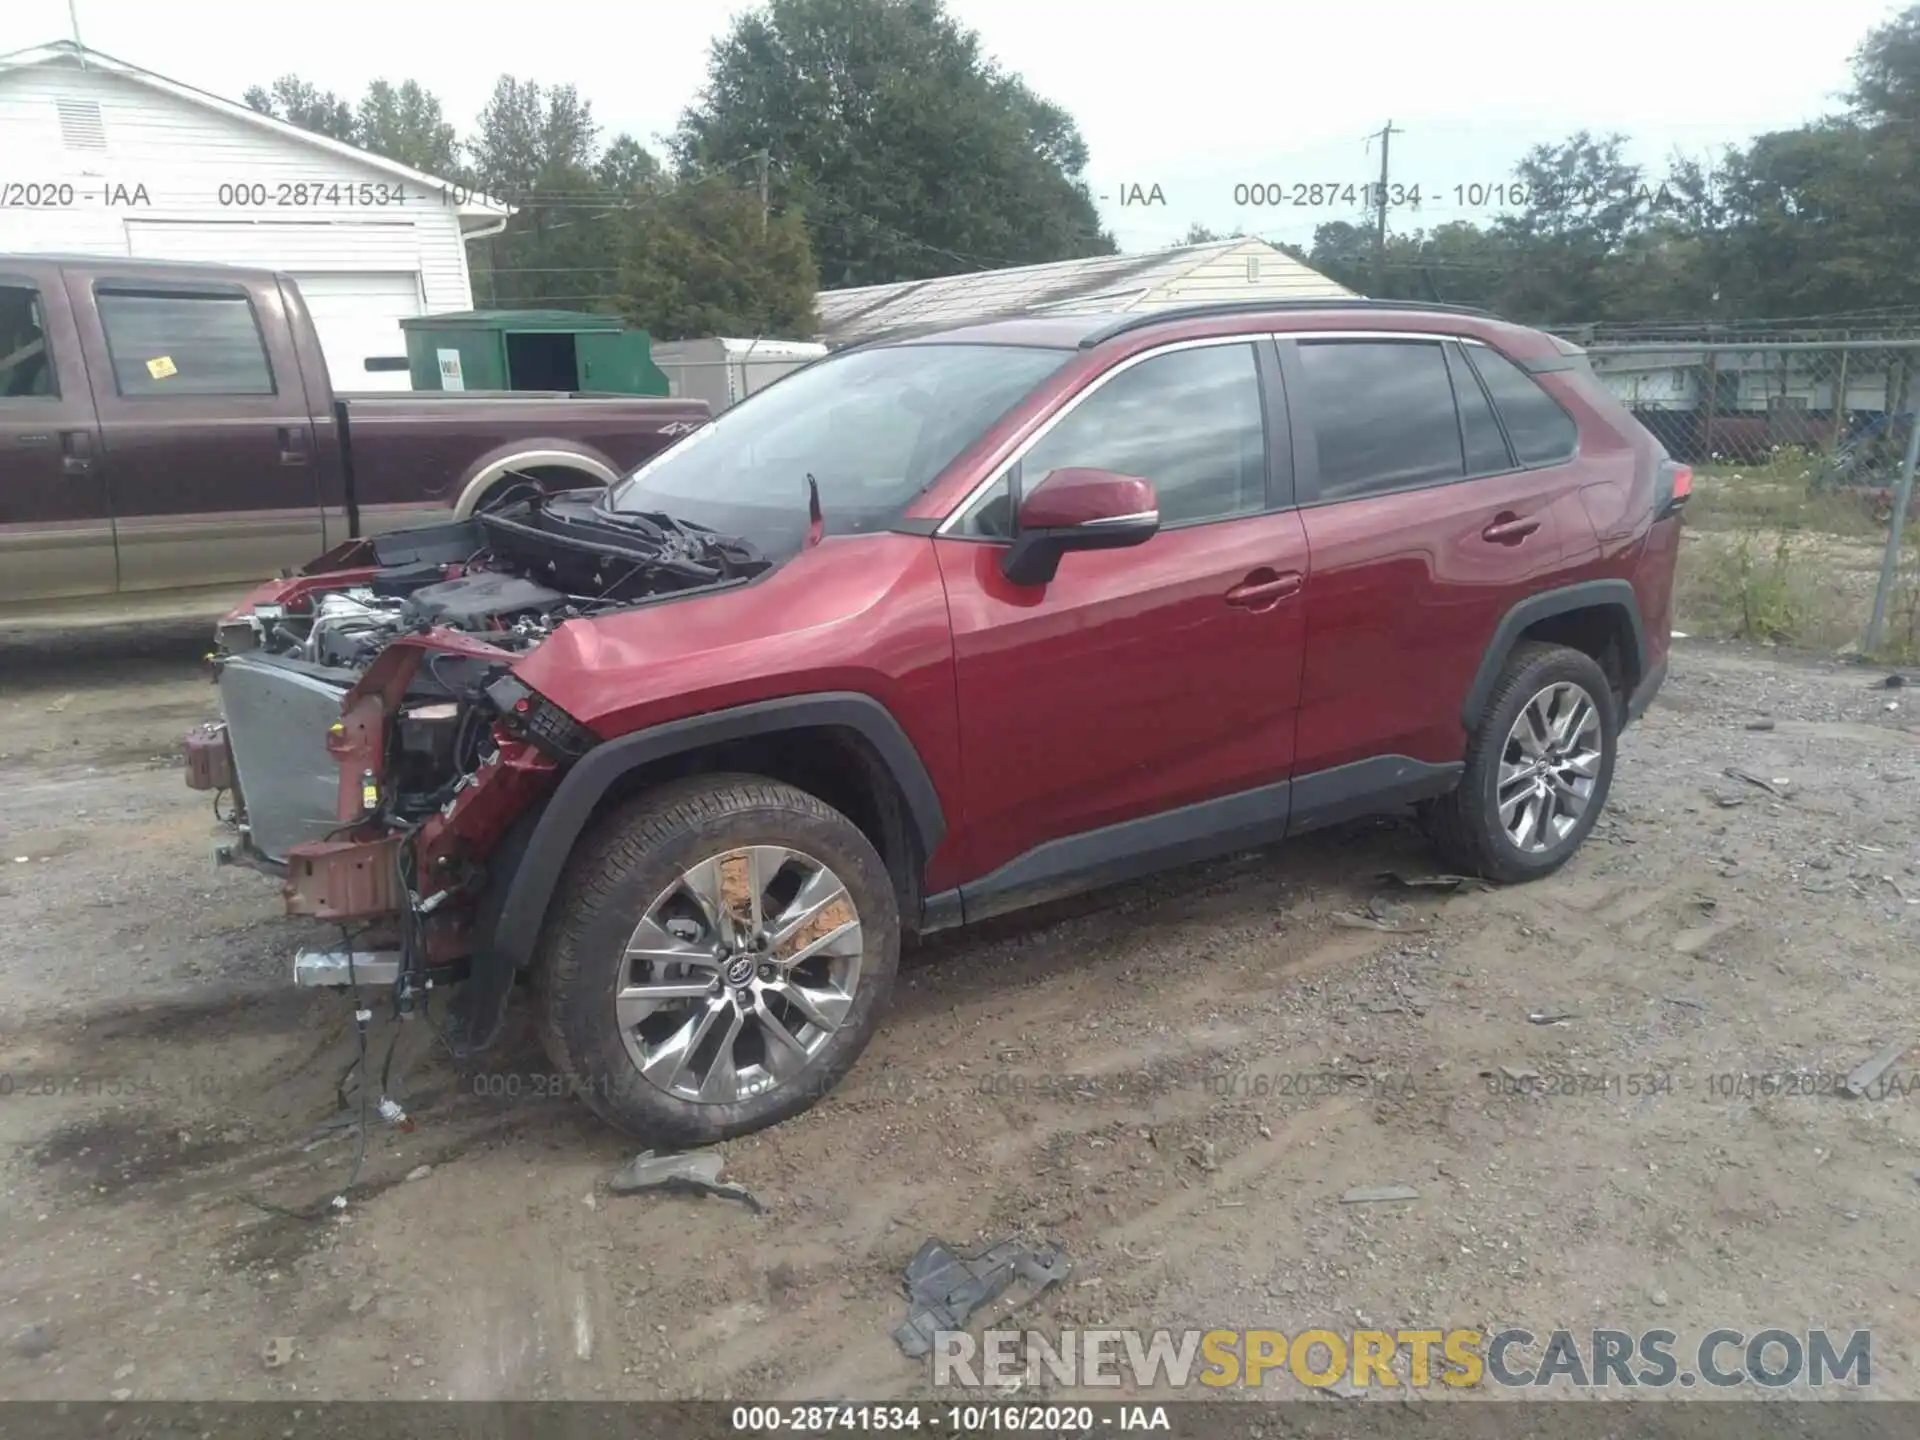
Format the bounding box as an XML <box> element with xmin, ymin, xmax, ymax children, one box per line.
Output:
<box><xmin>59</xmin><ymin>429</ymin><xmax>92</xmax><ymax>475</ymax></box>
<box><xmin>1225</xmin><ymin>568</ymin><xmax>1304</xmax><ymax>611</ymax></box>
<box><xmin>1482</xmin><ymin>512</ymin><xmax>1540</xmax><ymax>544</ymax></box>
<box><xmin>278</xmin><ymin>426</ymin><xmax>310</xmax><ymax>465</ymax></box>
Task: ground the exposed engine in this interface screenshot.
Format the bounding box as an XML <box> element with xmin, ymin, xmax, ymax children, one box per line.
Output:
<box><xmin>219</xmin><ymin>494</ymin><xmax>767</xmax><ymax>669</ymax></box>
<box><xmin>195</xmin><ymin>493</ymin><xmax>774</xmax><ymax>969</ymax></box>
<box><xmin>177</xmin><ymin>489</ymin><xmax>783</xmax><ymax>1111</ymax></box>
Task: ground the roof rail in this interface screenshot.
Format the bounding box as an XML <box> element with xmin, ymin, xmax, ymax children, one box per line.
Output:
<box><xmin>1077</xmin><ymin>298</ymin><xmax>1502</xmax><ymax>348</ymax></box>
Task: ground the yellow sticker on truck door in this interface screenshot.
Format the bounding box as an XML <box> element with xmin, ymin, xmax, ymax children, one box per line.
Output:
<box><xmin>145</xmin><ymin>355</ymin><xmax>178</xmax><ymax>380</ymax></box>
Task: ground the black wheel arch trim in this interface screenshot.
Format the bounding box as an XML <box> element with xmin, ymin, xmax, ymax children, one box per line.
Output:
<box><xmin>484</xmin><ymin>691</ymin><xmax>946</xmax><ymax>982</ymax></box>
<box><xmin>1461</xmin><ymin>579</ymin><xmax>1647</xmax><ymax>732</ymax></box>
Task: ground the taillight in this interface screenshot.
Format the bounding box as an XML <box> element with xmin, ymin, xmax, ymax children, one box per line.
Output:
<box><xmin>1655</xmin><ymin>460</ymin><xmax>1692</xmax><ymax>520</ymax></box>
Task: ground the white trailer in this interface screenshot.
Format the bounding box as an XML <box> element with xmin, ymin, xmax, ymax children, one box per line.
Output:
<box><xmin>651</xmin><ymin>337</ymin><xmax>828</xmax><ymax>415</ymax></box>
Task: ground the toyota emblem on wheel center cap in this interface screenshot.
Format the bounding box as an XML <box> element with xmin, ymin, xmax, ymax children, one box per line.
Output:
<box><xmin>724</xmin><ymin>954</ymin><xmax>757</xmax><ymax>987</ymax></box>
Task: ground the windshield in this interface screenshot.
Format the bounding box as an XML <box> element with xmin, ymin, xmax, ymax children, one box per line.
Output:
<box><xmin>603</xmin><ymin>342</ymin><xmax>1072</xmax><ymax>553</ymax></box>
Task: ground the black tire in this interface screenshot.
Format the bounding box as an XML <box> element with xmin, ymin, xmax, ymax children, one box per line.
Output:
<box><xmin>532</xmin><ymin>773</ymin><xmax>899</xmax><ymax>1145</ymax></box>
<box><xmin>1423</xmin><ymin>641</ymin><xmax>1618</xmax><ymax>884</ymax></box>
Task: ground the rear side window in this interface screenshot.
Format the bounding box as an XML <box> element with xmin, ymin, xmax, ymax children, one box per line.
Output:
<box><xmin>1465</xmin><ymin>345</ymin><xmax>1577</xmax><ymax>466</ymax></box>
<box><xmin>0</xmin><ymin>284</ymin><xmax>56</xmax><ymax>398</ymax></box>
<box><xmin>1444</xmin><ymin>342</ymin><xmax>1512</xmax><ymax>476</ymax></box>
<box><xmin>97</xmin><ymin>290</ymin><xmax>275</xmax><ymax>397</ymax></box>
<box><xmin>1297</xmin><ymin>340</ymin><xmax>1463</xmax><ymax>500</ymax></box>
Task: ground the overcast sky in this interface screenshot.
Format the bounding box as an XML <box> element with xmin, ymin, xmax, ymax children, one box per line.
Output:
<box><xmin>18</xmin><ymin>0</ymin><xmax>1906</xmax><ymax>252</ymax></box>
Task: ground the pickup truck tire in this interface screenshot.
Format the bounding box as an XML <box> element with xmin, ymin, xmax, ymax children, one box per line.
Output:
<box><xmin>1421</xmin><ymin>641</ymin><xmax>1617</xmax><ymax>884</ymax></box>
<box><xmin>532</xmin><ymin>773</ymin><xmax>900</xmax><ymax>1145</ymax></box>
<box><xmin>469</xmin><ymin>466</ymin><xmax>603</xmax><ymax>516</ymax></box>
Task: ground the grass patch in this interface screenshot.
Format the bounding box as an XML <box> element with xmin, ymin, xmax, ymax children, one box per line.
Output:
<box><xmin>1688</xmin><ymin>446</ymin><xmax>1886</xmax><ymax>539</ymax></box>
<box><xmin>1673</xmin><ymin>445</ymin><xmax>1920</xmax><ymax>659</ymax></box>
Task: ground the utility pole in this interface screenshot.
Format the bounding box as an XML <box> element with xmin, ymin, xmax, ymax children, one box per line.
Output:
<box><xmin>756</xmin><ymin>150</ymin><xmax>770</xmax><ymax>237</ymax></box>
<box><xmin>68</xmin><ymin>0</ymin><xmax>89</xmax><ymax>64</ymax></box>
<box><xmin>1369</xmin><ymin>119</ymin><xmax>1402</xmax><ymax>296</ymax></box>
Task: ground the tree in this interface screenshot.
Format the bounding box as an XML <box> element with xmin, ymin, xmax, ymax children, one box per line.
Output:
<box><xmin>467</xmin><ymin>76</ymin><xmax>601</xmax><ymax>198</ymax></box>
<box><xmin>243</xmin><ymin>76</ymin><xmax>356</xmax><ymax>144</ymax></box>
<box><xmin>1713</xmin><ymin>121</ymin><xmax>1920</xmax><ymax>318</ymax></box>
<box><xmin>1852</xmin><ymin>3</ymin><xmax>1920</xmax><ymax>123</ymax></box>
<box><xmin>597</xmin><ymin>135</ymin><xmax>664</xmax><ymax>195</ymax></box>
<box><xmin>1489</xmin><ymin>132</ymin><xmax>1661</xmax><ymax>324</ymax></box>
<box><xmin>356</xmin><ymin>80</ymin><xmax>460</xmax><ymax>175</ymax></box>
<box><xmin>238</xmin><ymin>66</ymin><xmax>818</xmax><ymax>330</ymax></box>
<box><xmin>674</xmin><ymin>0</ymin><xmax>1114</xmax><ymax>288</ymax></box>
<box><xmin>465</xmin><ymin>77</ymin><xmax>615</xmax><ymax>309</ymax></box>
<box><xmin>615</xmin><ymin>179</ymin><xmax>818</xmax><ymax>338</ymax></box>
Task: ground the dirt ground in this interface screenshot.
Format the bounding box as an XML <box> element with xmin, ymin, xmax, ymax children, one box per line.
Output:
<box><xmin>2</xmin><ymin>622</ymin><xmax>1919</xmax><ymax>1404</ymax></box>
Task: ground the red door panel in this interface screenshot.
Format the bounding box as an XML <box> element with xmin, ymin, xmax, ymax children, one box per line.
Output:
<box><xmin>934</xmin><ymin>509</ymin><xmax>1309</xmax><ymax>881</ymax></box>
<box><xmin>1295</xmin><ymin>470</ymin><xmax>1589</xmax><ymax>775</ymax></box>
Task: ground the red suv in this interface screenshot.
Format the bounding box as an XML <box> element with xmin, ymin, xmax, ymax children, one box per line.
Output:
<box><xmin>186</xmin><ymin>300</ymin><xmax>1687</xmax><ymax>1143</ymax></box>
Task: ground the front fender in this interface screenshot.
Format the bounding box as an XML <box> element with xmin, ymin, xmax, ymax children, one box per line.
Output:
<box><xmin>446</xmin><ymin>691</ymin><xmax>946</xmax><ymax>1055</ymax></box>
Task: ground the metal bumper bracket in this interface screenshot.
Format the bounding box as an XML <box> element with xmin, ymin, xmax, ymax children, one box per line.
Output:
<box><xmin>293</xmin><ymin>949</ymin><xmax>402</xmax><ymax>988</ymax></box>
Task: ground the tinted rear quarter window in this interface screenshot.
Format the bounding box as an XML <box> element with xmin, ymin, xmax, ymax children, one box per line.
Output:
<box><xmin>1297</xmin><ymin>340</ymin><xmax>1463</xmax><ymax>501</ymax></box>
<box><xmin>1466</xmin><ymin>345</ymin><xmax>1577</xmax><ymax>465</ymax></box>
<box><xmin>97</xmin><ymin>291</ymin><xmax>275</xmax><ymax>397</ymax></box>
<box><xmin>1444</xmin><ymin>342</ymin><xmax>1513</xmax><ymax>476</ymax></box>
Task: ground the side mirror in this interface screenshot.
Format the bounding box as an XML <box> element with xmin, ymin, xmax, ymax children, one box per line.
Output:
<box><xmin>1000</xmin><ymin>467</ymin><xmax>1160</xmax><ymax>586</ymax></box>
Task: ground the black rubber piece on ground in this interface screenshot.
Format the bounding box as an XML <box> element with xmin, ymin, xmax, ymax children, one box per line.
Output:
<box><xmin>1423</xmin><ymin>641</ymin><xmax>1618</xmax><ymax>884</ymax></box>
<box><xmin>532</xmin><ymin>772</ymin><xmax>899</xmax><ymax>1145</ymax></box>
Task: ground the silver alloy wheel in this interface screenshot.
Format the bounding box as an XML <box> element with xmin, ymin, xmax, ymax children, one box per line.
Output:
<box><xmin>1496</xmin><ymin>680</ymin><xmax>1603</xmax><ymax>854</ymax></box>
<box><xmin>616</xmin><ymin>846</ymin><xmax>864</xmax><ymax>1103</ymax></box>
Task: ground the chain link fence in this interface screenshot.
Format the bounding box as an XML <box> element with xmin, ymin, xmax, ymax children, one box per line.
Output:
<box><xmin>1587</xmin><ymin>339</ymin><xmax>1920</xmax><ymax>656</ymax></box>
<box><xmin>1586</xmin><ymin>338</ymin><xmax>1918</xmax><ymax>479</ymax></box>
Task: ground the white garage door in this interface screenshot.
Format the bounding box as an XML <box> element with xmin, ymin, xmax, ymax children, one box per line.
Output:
<box><xmin>287</xmin><ymin>272</ymin><xmax>423</xmax><ymax>393</ymax></box>
<box><xmin>124</xmin><ymin>221</ymin><xmax>426</xmax><ymax>393</ymax></box>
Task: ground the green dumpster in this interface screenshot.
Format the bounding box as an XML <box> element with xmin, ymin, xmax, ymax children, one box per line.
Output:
<box><xmin>399</xmin><ymin>310</ymin><xmax>670</xmax><ymax>396</ymax></box>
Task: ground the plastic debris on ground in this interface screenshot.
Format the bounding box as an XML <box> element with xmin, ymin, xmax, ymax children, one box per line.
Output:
<box><xmin>610</xmin><ymin>1148</ymin><xmax>765</xmax><ymax>1213</ymax></box>
<box><xmin>891</xmin><ymin>1237</ymin><xmax>1069</xmax><ymax>1358</ymax></box>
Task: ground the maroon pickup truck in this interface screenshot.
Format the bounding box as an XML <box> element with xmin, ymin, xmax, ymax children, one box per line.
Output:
<box><xmin>0</xmin><ymin>254</ymin><xmax>708</xmax><ymax>621</ymax></box>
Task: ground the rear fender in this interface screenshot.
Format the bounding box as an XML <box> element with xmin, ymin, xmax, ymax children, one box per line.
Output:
<box><xmin>1461</xmin><ymin>579</ymin><xmax>1647</xmax><ymax>732</ymax></box>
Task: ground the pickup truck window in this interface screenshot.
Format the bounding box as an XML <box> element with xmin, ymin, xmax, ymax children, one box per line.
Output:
<box><xmin>0</xmin><ymin>285</ymin><xmax>55</xmax><ymax>398</ymax></box>
<box><xmin>96</xmin><ymin>290</ymin><xmax>276</xmax><ymax>397</ymax></box>
<box><xmin>605</xmin><ymin>342</ymin><xmax>1071</xmax><ymax>552</ymax></box>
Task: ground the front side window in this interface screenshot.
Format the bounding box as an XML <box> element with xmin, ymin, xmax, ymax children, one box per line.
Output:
<box><xmin>1466</xmin><ymin>345</ymin><xmax>1578</xmax><ymax>466</ymax></box>
<box><xmin>606</xmin><ymin>342</ymin><xmax>1071</xmax><ymax>555</ymax></box>
<box><xmin>1297</xmin><ymin>339</ymin><xmax>1465</xmax><ymax>501</ymax></box>
<box><xmin>96</xmin><ymin>290</ymin><xmax>275</xmax><ymax>397</ymax></box>
<box><xmin>0</xmin><ymin>285</ymin><xmax>55</xmax><ymax>398</ymax></box>
<box><xmin>1017</xmin><ymin>342</ymin><xmax>1268</xmax><ymax>528</ymax></box>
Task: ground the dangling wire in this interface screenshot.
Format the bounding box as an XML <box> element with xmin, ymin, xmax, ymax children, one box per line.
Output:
<box><xmin>239</xmin><ymin>927</ymin><xmax>374</xmax><ymax>1223</ymax></box>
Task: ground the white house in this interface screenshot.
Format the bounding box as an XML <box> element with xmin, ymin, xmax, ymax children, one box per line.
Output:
<box><xmin>0</xmin><ymin>41</ymin><xmax>510</xmax><ymax>391</ymax></box>
<box><xmin>814</xmin><ymin>238</ymin><xmax>1356</xmax><ymax>346</ymax></box>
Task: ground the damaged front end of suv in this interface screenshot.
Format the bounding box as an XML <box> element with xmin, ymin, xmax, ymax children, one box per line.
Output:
<box><xmin>183</xmin><ymin>494</ymin><xmax>769</xmax><ymax>1039</ymax></box>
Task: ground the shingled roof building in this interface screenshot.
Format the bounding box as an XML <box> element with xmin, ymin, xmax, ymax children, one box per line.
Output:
<box><xmin>813</xmin><ymin>237</ymin><xmax>1356</xmax><ymax>346</ymax></box>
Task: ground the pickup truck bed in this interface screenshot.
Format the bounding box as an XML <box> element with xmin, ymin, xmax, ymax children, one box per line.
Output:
<box><xmin>0</xmin><ymin>254</ymin><xmax>709</xmax><ymax>623</ymax></box>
